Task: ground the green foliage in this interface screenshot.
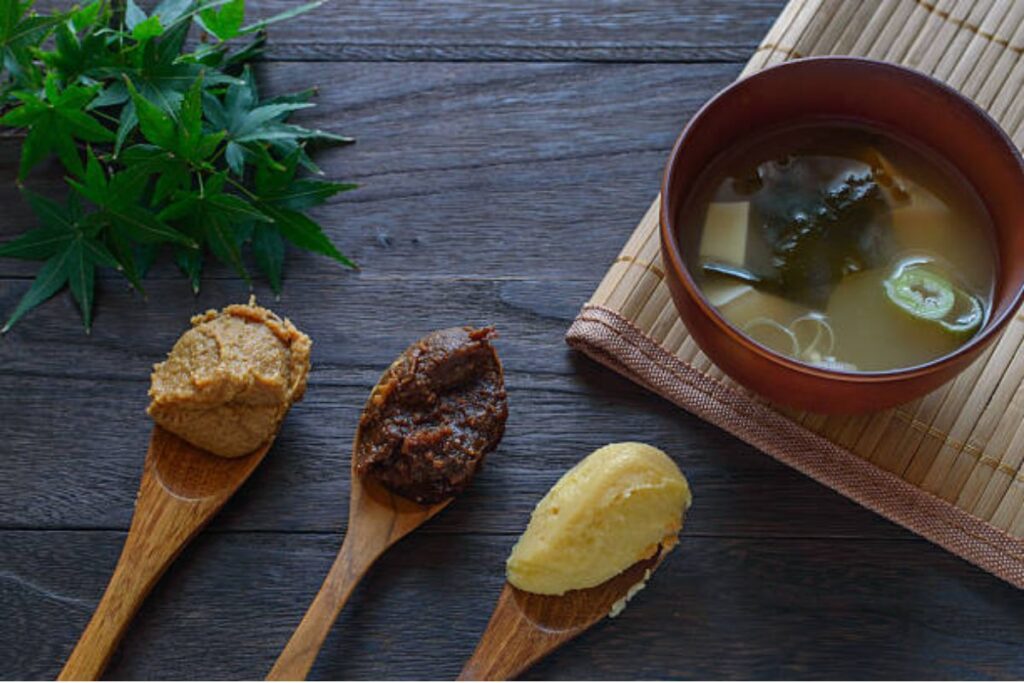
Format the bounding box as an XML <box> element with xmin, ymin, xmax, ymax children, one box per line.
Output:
<box><xmin>0</xmin><ymin>0</ymin><xmax>354</xmax><ymax>332</ymax></box>
<box><xmin>0</xmin><ymin>74</ymin><xmax>113</xmax><ymax>178</ymax></box>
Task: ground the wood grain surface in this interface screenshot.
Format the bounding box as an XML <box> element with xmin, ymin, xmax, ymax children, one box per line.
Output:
<box><xmin>31</xmin><ymin>0</ymin><xmax>782</xmax><ymax>62</ymax></box>
<box><xmin>2</xmin><ymin>0</ymin><xmax>1023</xmax><ymax>680</ymax></box>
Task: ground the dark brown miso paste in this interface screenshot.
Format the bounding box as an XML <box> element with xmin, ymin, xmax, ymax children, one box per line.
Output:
<box><xmin>354</xmin><ymin>326</ymin><xmax>508</xmax><ymax>504</ymax></box>
<box><xmin>684</xmin><ymin>123</ymin><xmax>996</xmax><ymax>372</ymax></box>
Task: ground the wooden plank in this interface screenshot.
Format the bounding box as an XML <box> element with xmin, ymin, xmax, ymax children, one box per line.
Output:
<box><xmin>0</xmin><ymin>367</ymin><xmax>908</xmax><ymax>539</ymax></box>
<box><xmin>5</xmin><ymin>530</ymin><xmax>1022</xmax><ymax>680</ymax></box>
<box><xmin>30</xmin><ymin>0</ymin><xmax>786</xmax><ymax>62</ymax></box>
<box><xmin>0</xmin><ymin>277</ymin><xmax>600</xmax><ymax>379</ymax></box>
<box><xmin>0</xmin><ymin>61</ymin><xmax>740</xmax><ymax>282</ymax></box>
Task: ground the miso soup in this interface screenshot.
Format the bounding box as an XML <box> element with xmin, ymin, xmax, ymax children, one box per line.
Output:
<box><xmin>687</xmin><ymin>123</ymin><xmax>995</xmax><ymax>372</ymax></box>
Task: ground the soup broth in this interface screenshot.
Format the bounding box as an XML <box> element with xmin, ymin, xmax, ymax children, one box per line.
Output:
<box><xmin>687</xmin><ymin>123</ymin><xmax>995</xmax><ymax>373</ymax></box>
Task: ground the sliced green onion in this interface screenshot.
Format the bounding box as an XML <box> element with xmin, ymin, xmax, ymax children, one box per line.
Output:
<box><xmin>743</xmin><ymin>317</ymin><xmax>799</xmax><ymax>357</ymax></box>
<box><xmin>940</xmin><ymin>289</ymin><xmax>984</xmax><ymax>337</ymax></box>
<box><xmin>791</xmin><ymin>314</ymin><xmax>836</xmax><ymax>361</ymax></box>
<box><xmin>884</xmin><ymin>264</ymin><xmax>955</xmax><ymax>321</ymax></box>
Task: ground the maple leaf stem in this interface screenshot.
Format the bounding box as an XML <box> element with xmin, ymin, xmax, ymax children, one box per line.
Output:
<box><xmin>226</xmin><ymin>175</ymin><xmax>259</xmax><ymax>201</ymax></box>
<box><xmin>91</xmin><ymin>110</ymin><xmax>120</xmax><ymax>126</ymax></box>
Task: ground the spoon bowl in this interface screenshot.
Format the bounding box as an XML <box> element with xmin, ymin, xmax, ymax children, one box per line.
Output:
<box><xmin>459</xmin><ymin>549</ymin><xmax>668</xmax><ymax>681</ymax></box>
<box><xmin>58</xmin><ymin>427</ymin><xmax>273</xmax><ymax>681</ymax></box>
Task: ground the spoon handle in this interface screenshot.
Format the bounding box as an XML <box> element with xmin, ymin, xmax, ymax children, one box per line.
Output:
<box><xmin>60</xmin><ymin>429</ymin><xmax>267</xmax><ymax>681</ymax></box>
<box><xmin>59</xmin><ymin>461</ymin><xmax>201</xmax><ymax>679</ymax></box>
<box><xmin>267</xmin><ymin>476</ymin><xmax>449</xmax><ymax>680</ymax></box>
<box><xmin>266</xmin><ymin>537</ymin><xmax>373</xmax><ymax>681</ymax></box>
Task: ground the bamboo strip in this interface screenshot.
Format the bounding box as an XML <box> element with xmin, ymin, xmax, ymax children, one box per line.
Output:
<box><xmin>988</xmin><ymin>34</ymin><xmax>1024</xmax><ymax>123</ymax></box>
<box><xmin>743</xmin><ymin>0</ymin><xmax>816</xmax><ymax>75</ymax></box>
<box><xmin>963</xmin><ymin>410</ymin><xmax>1024</xmax><ymax>519</ymax></box>
<box><xmin>967</xmin><ymin>3</ymin><xmax>1024</xmax><ymax>109</ymax></box>
<box><xmin>917</xmin><ymin>328</ymin><xmax>1024</xmax><ymax>494</ymax></box>
<box><xmin>800</xmin><ymin>410</ymin><xmax>830</xmax><ymax>433</ymax></box>
<box><xmin>675</xmin><ymin>333</ymin><xmax>701</xmax><ymax>366</ymax></box>
<box><xmin>866</xmin><ymin>347</ymin><xmax>992</xmax><ymax>477</ymax></box>
<box><xmin>992</xmin><ymin>476</ymin><xmax>1024</xmax><ymax>530</ymax></box>
<box><xmin>827</xmin><ymin>413</ymin><xmax>872</xmax><ymax>451</ymax></box>
<box><xmin>934</xmin><ymin>0</ymin><xmax>996</xmax><ymax>82</ymax></box>
<box><xmin>852</xmin><ymin>408</ymin><xmax>900</xmax><ymax>456</ymax></box>
<box><xmin>826</xmin><ymin>1</ymin><xmax>880</xmax><ymax>55</ymax></box>
<box><xmin>867</xmin><ymin>358</ymin><xmax>983</xmax><ymax>474</ymax></box>
<box><xmin>953</xmin><ymin>326</ymin><xmax>1024</xmax><ymax>514</ymax></box>
<box><xmin>646</xmin><ymin>285</ymin><xmax>681</xmax><ymax>347</ymax></box>
<box><xmin>883</xmin><ymin>0</ymin><xmax>935</xmax><ymax>64</ymax></box>
<box><xmin>804</xmin><ymin>0</ymin><xmax>863</xmax><ymax>58</ymax></box>
<box><xmin>661</xmin><ymin>317</ymin><xmax>691</xmax><ymax>358</ymax></box>
<box><xmin>598</xmin><ymin>221</ymin><xmax>662</xmax><ymax>311</ymax></box>
<box><xmin>904</xmin><ymin>0</ymin><xmax>969</xmax><ymax>74</ymax></box>
<box><xmin>852</xmin><ymin>0</ymin><xmax>902</xmax><ymax>57</ymax></box>
<box><xmin>590</xmin><ymin>199</ymin><xmax>660</xmax><ymax>306</ymax></box>
<box><xmin>788</xmin><ymin>0</ymin><xmax>847</xmax><ymax>60</ymax></box>
<box><xmin>865</xmin><ymin>0</ymin><xmax>913</xmax><ymax>59</ymax></box>
<box><xmin>946</xmin><ymin>0</ymin><xmax>1015</xmax><ymax>93</ymax></box>
<box><xmin>902</xmin><ymin>326</ymin><xmax>1024</xmax><ymax>486</ymax></box>
<box><xmin>992</xmin><ymin>479</ymin><xmax>1024</xmax><ymax>532</ymax></box>
<box><xmin>744</xmin><ymin>0</ymin><xmax>805</xmax><ymax>73</ymax></box>
<box><xmin>1010</xmin><ymin>500</ymin><xmax>1024</xmax><ymax>536</ymax></box>
<box><xmin>933</xmin><ymin>0</ymin><xmax>998</xmax><ymax>81</ymax></box>
<box><xmin>634</xmin><ymin>280</ymin><xmax>673</xmax><ymax>342</ymax></box>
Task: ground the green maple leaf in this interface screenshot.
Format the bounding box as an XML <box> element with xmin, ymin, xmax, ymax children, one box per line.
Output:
<box><xmin>151</xmin><ymin>0</ymin><xmax>197</xmax><ymax>26</ymax></box>
<box><xmin>119</xmin><ymin>144</ymin><xmax>191</xmax><ymax>206</ymax></box>
<box><xmin>67</xmin><ymin>149</ymin><xmax>196</xmax><ymax>292</ymax></box>
<box><xmin>1</xmin><ymin>1</ymin><xmax>58</xmax><ymax>50</ymax></box>
<box><xmin>174</xmin><ymin>243</ymin><xmax>203</xmax><ymax>293</ymax></box>
<box><xmin>223</xmin><ymin>30</ymin><xmax>265</xmax><ymax>67</ymax></box>
<box><xmin>197</xmin><ymin>0</ymin><xmax>244</xmax><ymax>41</ymax></box>
<box><xmin>0</xmin><ymin>0</ymin><xmax>61</xmax><ymax>93</ymax></box>
<box><xmin>0</xmin><ymin>191</ymin><xmax>120</xmax><ymax>333</ymax></box>
<box><xmin>127</xmin><ymin>75</ymin><xmax>225</xmax><ymax>166</ymax></box>
<box><xmin>246</xmin><ymin>151</ymin><xmax>356</xmax><ymax>290</ymax></box>
<box><xmin>37</xmin><ymin>17</ymin><xmax>117</xmax><ymax>83</ymax></box>
<box><xmin>250</xmin><ymin>223</ymin><xmax>283</xmax><ymax>292</ymax></box>
<box><xmin>69</xmin><ymin>147</ymin><xmax>194</xmax><ymax>247</ymax></box>
<box><xmin>0</xmin><ymin>73</ymin><xmax>114</xmax><ymax>179</ymax></box>
<box><xmin>93</xmin><ymin>17</ymin><xmax>239</xmax><ymax>147</ymax></box>
<box><xmin>255</xmin><ymin>150</ymin><xmax>357</xmax><ymax>212</ymax></box>
<box><xmin>204</xmin><ymin>67</ymin><xmax>351</xmax><ymax>176</ymax></box>
<box><xmin>69</xmin><ymin>1</ymin><xmax>104</xmax><ymax>32</ymax></box>
<box><xmin>159</xmin><ymin>171</ymin><xmax>271</xmax><ymax>282</ymax></box>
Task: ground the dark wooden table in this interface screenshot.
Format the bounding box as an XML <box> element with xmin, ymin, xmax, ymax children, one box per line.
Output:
<box><xmin>3</xmin><ymin>1</ymin><xmax>1024</xmax><ymax>679</ymax></box>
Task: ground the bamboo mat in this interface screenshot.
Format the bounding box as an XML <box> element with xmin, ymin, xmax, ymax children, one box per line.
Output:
<box><xmin>566</xmin><ymin>0</ymin><xmax>1024</xmax><ymax>588</ymax></box>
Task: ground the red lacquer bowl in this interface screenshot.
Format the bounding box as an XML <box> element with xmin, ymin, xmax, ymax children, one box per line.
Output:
<box><xmin>660</xmin><ymin>57</ymin><xmax>1024</xmax><ymax>413</ymax></box>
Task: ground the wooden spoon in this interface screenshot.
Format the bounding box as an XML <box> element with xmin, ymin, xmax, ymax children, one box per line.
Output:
<box><xmin>59</xmin><ymin>426</ymin><xmax>273</xmax><ymax>681</ymax></box>
<box><xmin>458</xmin><ymin>550</ymin><xmax>667</xmax><ymax>681</ymax></box>
<box><xmin>266</xmin><ymin>457</ymin><xmax>450</xmax><ymax>680</ymax></box>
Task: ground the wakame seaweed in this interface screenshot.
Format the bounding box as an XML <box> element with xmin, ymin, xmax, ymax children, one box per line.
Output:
<box><xmin>750</xmin><ymin>159</ymin><xmax>894</xmax><ymax>308</ymax></box>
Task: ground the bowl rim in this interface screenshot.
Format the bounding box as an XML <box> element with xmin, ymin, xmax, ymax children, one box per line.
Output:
<box><xmin>659</xmin><ymin>55</ymin><xmax>1024</xmax><ymax>383</ymax></box>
